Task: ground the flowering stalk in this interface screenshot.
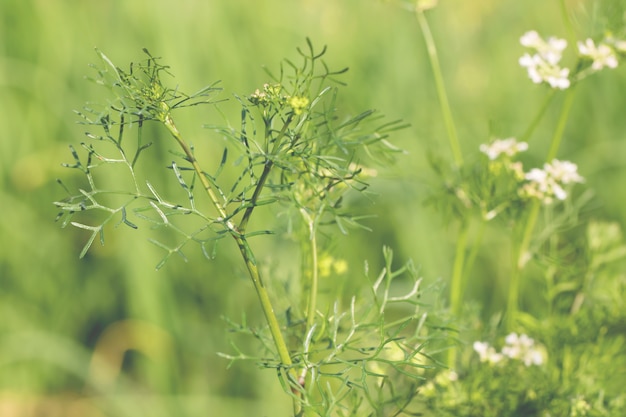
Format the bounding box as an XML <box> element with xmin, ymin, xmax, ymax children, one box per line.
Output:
<box><xmin>507</xmin><ymin>88</ymin><xmax>577</xmax><ymax>330</ymax></box>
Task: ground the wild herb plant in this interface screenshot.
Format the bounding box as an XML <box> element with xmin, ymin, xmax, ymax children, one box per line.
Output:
<box><xmin>398</xmin><ymin>1</ymin><xmax>626</xmax><ymax>415</ymax></box>
<box><xmin>54</xmin><ymin>41</ymin><xmax>449</xmax><ymax>416</ymax></box>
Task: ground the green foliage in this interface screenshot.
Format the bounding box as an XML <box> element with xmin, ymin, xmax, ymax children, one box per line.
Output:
<box><xmin>54</xmin><ymin>48</ymin><xmax>222</xmax><ymax>263</ymax></box>
<box><xmin>222</xmin><ymin>247</ymin><xmax>450</xmax><ymax>416</ymax></box>
<box><xmin>54</xmin><ymin>41</ymin><xmax>441</xmax><ymax>416</ymax></box>
<box><xmin>54</xmin><ymin>43</ymin><xmax>404</xmax><ymax>268</ymax></box>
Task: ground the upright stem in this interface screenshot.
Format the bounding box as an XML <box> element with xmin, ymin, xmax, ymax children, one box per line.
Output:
<box><xmin>162</xmin><ymin>114</ymin><xmax>300</xmax><ymax>414</ymax></box>
<box><xmin>449</xmin><ymin>223</ymin><xmax>469</xmax><ymax>318</ymax></box>
<box><xmin>416</xmin><ymin>9</ymin><xmax>463</xmax><ymax>167</ymax></box>
<box><xmin>462</xmin><ymin>220</ymin><xmax>486</xmax><ymax>297</ymax></box>
<box><xmin>546</xmin><ymin>88</ymin><xmax>576</xmax><ymax>162</ymax></box>
<box><xmin>163</xmin><ymin>114</ymin><xmax>229</xmax><ymax>222</ymax></box>
<box><xmin>239</xmin><ymin>114</ymin><xmax>293</xmax><ymax>232</ymax></box>
<box><xmin>303</xmin><ymin>214</ymin><xmax>319</xmax><ymax>332</ymax></box>
<box><xmin>559</xmin><ymin>0</ymin><xmax>577</xmax><ymax>46</ymax></box>
<box><xmin>506</xmin><ymin>200</ymin><xmax>540</xmax><ymax>330</ymax></box>
<box><xmin>447</xmin><ymin>221</ymin><xmax>469</xmax><ymax>367</ymax></box>
<box><xmin>519</xmin><ymin>91</ymin><xmax>556</xmax><ymax>144</ymax></box>
<box><xmin>416</xmin><ymin>9</ymin><xmax>466</xmax><ymax>369</ymax></box>
<box><xmin>507</xmin><ymin>87</ymin><xmax>576</xmax><ymax>330</ymax></box>
<box><xmin>233</xmin><ymin>236</ymin><xmax>294</xmax><ymax>369</ymax></box>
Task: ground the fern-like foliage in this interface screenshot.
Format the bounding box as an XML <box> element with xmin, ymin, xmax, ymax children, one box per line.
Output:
<box><xmin>220</xmin><ymin>247</ymin><xmax>451</xmax><ymax>416</ymax></box>
<box><xmin>55</xmin><ymin>43</ymin><xmax>405</xmax><ymax>269</ymax></box>
<box><xmin>54</xmin><ymin>49</ymin><xmax>222</xmax><ymax>266</ymax></box>
<box><xmin>54</xmin><ymin>43</ymin><xmax>432</xmax><ymax>417</ymax></box>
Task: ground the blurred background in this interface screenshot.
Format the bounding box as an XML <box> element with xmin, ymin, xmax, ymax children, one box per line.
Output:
<box><xmin>1</xmin><ymin>0</ymin><xmax>625</xmax><ymax>416</ymax></box>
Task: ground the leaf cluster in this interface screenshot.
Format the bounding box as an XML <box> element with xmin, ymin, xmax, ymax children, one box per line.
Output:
<box><xmin>54</xmin><ymin>42</ymin><xmax>406</xmax><ymax>268</ymax></box>
<box><xmin>220</xmin><ymin>247</ymin><xmax>452</xmax><ymax>417</ymax></box>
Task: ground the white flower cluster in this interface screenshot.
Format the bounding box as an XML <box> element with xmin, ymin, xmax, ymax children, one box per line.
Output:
<box><xmin>522</xmin><ymin>159</ymin><xmax>584</xmax><ymax>204</ymax></box>
<box><xmin>478</xmin><ymin>139</ymin><xmax>584</xmax><ymax>206</ymax></box>
<box><xmin>604</xmin><ymin>35</ymin><xmax>626</xmax><ymax>54</ymax></box>
<box><xmin>479</xmin><ymin>137</ymin><xmax>528</xmax><ymax>161</ymax></box>
<box><xmin>519</xmin><ymin>30</ymin><xmax>622</xmax><ymax>89</ymax></box>
<box><xmin>577</xmin><ymin>38</ymin><xmax>618</xmax><ymax>70</ymax></box>
<box><xmin>472</xmin><ymin>341</ymin><xmax>503</xmax><ymax>365</ymax></box>
<box><xmin>519</xmin><ymin>30</ymin><xmax>570</xmax><ymax>89</ymax></box>
<box><xmin>473</xmin><ymin>332</ymin><xmax>545</xmax><ymax>366</ymax></box>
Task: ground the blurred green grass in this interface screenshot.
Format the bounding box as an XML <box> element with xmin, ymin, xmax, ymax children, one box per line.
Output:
<box><xmin>1</xmin><ymin>0</ymin><xmax>626</xmax><ymax>416</ymax></box>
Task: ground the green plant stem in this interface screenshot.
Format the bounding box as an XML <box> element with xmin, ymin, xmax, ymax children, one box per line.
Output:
<box><xmin>307</xmin><ymin>234</ymin><xmax>318</xmax><ymax>330</ymax></box>
<box><xmin>519</xmin><ymin>90</ymin><xmax>556</xmax><ymax>144</ymax></box>
<box><xmin>449</xmin><ymin>223</ymin><xmax>469</xmax><ymax>317</ymax></box>
<box><xmin>417</xmin><ymin>7</ymin><xmax>466</xmax><ymax>367</ymax></box>
<box><xmin>560</xmin><ymin>0</ymin><xmax>576</xmax><ymax>45</ymax></box>
<box><xmin>461</xmin><ymin>220</ymin><xmax>486</xmax><ymax>298</ymax></box>
<box><xmin>546</xmin><ymin>88</ymin><xmax>576</xmax><ymax>162</ymax></box>
<box><xmin>162</xmin><ymin>113</ymin><xmax>300</xmax><ymax>413</ymax></box>
<box><xmin>239</xmin><ymin>160</ymin><xmax>273</xmax><ymax>230</ymax></box>
<box><xmin>506</xmin><ymin>199</ymin><xmax>540</xmax><ymax>330</ymax></box>
<box><xmin>163</xmin><ymin>114</ymin><xmax>229</xmax><ymax>222</ymax></box>
<box><xmin>507</xmin><ymin>87</ymin><xmax>577</xmax><ymax>330</ymax></box>
<box><xmin>447</xmin><ymin>221</ymin><xmax>468</xmax><ymax>367</ymax></box>
<box><xmin>301</xmin><ymin>211</ymin><xmax>319</xmax><ymax>332</ymax></box>
<box><xmin>515</xmin><ymin>201</ymin><xmax>542</xmax><ymax>271</ymax></box>
<box><xmin>234</xmin><ymin>236</ymin><xmax>294</xmax><ymax>368</ymax></box>
<box><xmin>416</xmin><ymin>9</ymin><xmax>463</xmax><ymax>167</ymax></box>
<box><xmin>236</xmin><ymin>235</ymin><xmax>301</xmax><ymax>416</ymax></box>
<box><xmin>238</xmin><ymin>114</ymin><xmax>294</xmax><ymax>232</ymax></box>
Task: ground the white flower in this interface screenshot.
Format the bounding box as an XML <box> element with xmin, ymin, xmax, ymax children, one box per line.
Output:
<box><xmin>476</xmin><ymin>334</ymin><xmax>546</xmax><ymax>367</ymax></box>
<box><xmin>544</xmin><ymin>37</ymin><xmax>568</xmax><ymax>62</ymax></box>
<box><xmin>605</xmin><ymin>36</ymin><xmax>626</xmax><ymax>53</ymax></box>
<box><xmin>578</xmin><ymin>38</ymin><xmax>618</xmax><ymax>71</ymax></box>
<box><xmin>524</xmin><ymin>167</ymin><xmax>563</xmax><ymax>200</ymax></box>
<box><xmin>544</xmin><ymin>67</ymin><xmax>571</xmax><ymax>89</ymax></box>
<box><xmin>520</xmin><ymin>31</ymin><xmax>567</xmax><ymax>63</ymax></box>
<box><xmin>544</xmin><ymin>159</ymin><xmax>584</xmax><ymax>184</ymax></box>
<box><xmin>522</xmin><ymin>159</ymin><xmax>583</xmax><ymax>204</ymax></box>
<box><xmin>473</xmin><ymin>341</ymin><xmax>503</xmax><ymax>364</ymax></box>
<box><xmin>502</xmin><ymin>333</ymin><xmax>545</xmax><ymax>366</ymax></box>
<box><xmin>520</xmin><ymin>31</ymin><xmax>543</xmax><ymax>48</ymax></box>
<box><xmin>480</xmin><ymin>138</ymin><xmax>528</xmax><ymax>160</ymax></box>
<box><xmin>519</xmin><ymin>53</ymin><xmax>571</xmax><ymax>89</ymax></box>
<box><xmin>526</xmin><ymin>349</ymin><xmax>545</xmax><ymax>366</ymax></box>
<box><xmin>519</xmin><ymin>31</ymin><xmax>571</xmax><ymax>89</ymax></box>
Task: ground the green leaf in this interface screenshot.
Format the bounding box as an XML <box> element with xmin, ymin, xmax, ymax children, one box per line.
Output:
<box><xmin>71</xmin><ymin>222</ymin><xmax>102</xmax><ymax>258</ymax></box>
